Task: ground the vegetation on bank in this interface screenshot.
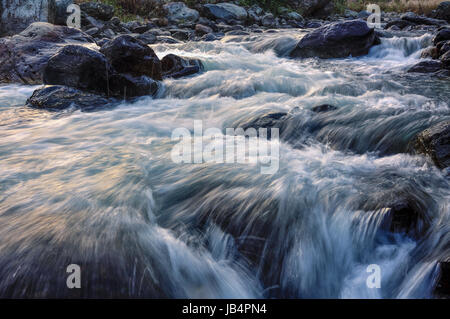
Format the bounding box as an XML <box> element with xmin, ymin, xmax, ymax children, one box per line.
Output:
<box><xmin>75</xmin><ymin>0</ymin><xmax>447</xmax><ymax>21</ymax></box>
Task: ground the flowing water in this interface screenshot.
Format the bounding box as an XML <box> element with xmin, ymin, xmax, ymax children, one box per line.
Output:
<box><xmin>0</xmin><ymin>29</ymin><xmax>449</xmax><ymax>298</ymax></box>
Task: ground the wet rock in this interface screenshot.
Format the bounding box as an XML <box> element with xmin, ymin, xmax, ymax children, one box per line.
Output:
<box><xmin>433</xmin><ymin>28</ymin><xmax>450</xmax><ymax>45</ymax></box>
<box><xmin>203</xmin><ymin>3</ymin><xmax>247</xmax><ymax>22</ymax></box>
<box><xmin>380</xmin><ymin>200</ymin><xmax>425</xmax><ymax>238</ymax></box>
<box><xmin>99</xmin><ymin>35</ymin><xmax>162</xmax><ymax>80</ymax></box>
<box><xmin>238</xmin><ymin>112</ymin><xmax>289</xmax><ymax>139</ymax></box>
<box><xmin>439</xmin><ymin>41</ymin><xmax>450</xmax><ymax>56</ymax></box>
<box><xmin>201</xmin><ymin>33</ymin><xmax>219</xmax><ymax>42</ymax></box>
<box><xmin>164</xmin><ymin>2</ymin><xmax>199</xmax><ymax>24</ymax></box>
<box><xmin>26</xmin><ymin>85</ymin><xmax>113</xmax><ymax>111</ymax></box>
<box><xmin>170</xmin><ymin>29</ymin><xmax>190</xmax><ymax>41</ymax></box>
<box><xmin>385</xmin><ymin>19</ymin><xmax>416</xmax><ymax>30</ymax></box>
<box><xmin>156</xmin><ymin>36</ymin><xmax>181</xmax><ymax>44</ymax></box>
<box><xmin>441</xmin><ymin>50</ymin><xmax>450</xmax><ymax>69</ymax></box>
<box><xmin>412</xmin><ymin>121</ymin><xmax>450</xmax><ymax>169</ymax></box>
<box><xmin>290</xmin><ymin>20</ymin><xmax>379</xmax><ymax>59</ymax></box>
<box><xmin>311</xmin><ymin>104</ymin><xmax>337</xmax><ymax>113</ymax></box>
<box><xmin>407</xmin><ymin>60</ymin><xmax>443</xmax><ymax>73</ymax></box>
<box><xmin>421</xmin><ymin>46</ymin><xmax>440</xmax><ymax>59</ymax></box>
<box><xmin>0</xmin><ymin>22</ymin><xmax>94</xmax><ymax>85</ymax></box>
<box><xmin>80</xmin><ymin>1</ymin><xmax>114</xmax><ymax>21</ymax></box>
<box><xmin>435</xmin><ymin>259</ymin><xmax>450</xmax><ymax>297</ymax></box>
<box><xmin>195</xmin><ymin>24</ymin><xmax>213</xmax><ymax>35</ymax></box>
<box><xmin>43</xmin><ymin>45</ymin><xmax>113</xmax><ymax>95</ymax></box>
<box><xmin>161</xmin><ymin>54</ymin><xmax>203</xmax><ymax>79</ymax></box>
<box><xmin>430</xmin><ymin>1</ymin><xmax>450</xmax><ymax>23</ymax></box>
<box><xmin>108</xmin><ymin>73</ymin><xmax>159</xmax><ymax>98</ymax></box>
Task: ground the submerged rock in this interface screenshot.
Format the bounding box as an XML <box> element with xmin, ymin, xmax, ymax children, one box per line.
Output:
<box><xmin>161</xmin><ymin>54</ymin><xmax>203</xmax><ymax>79</ymax></box>
<box><xmin>407</xmin><ymin>60</ymin><xmax>443</xmax><ymax>73</ymax></box>
<box><xmin>311</xmin><ymin>104</ymin><xmax>337</xmax><ymax>113</ymax></box>
<box><xmin>26</xmin><ymin>85</ymin><xmax>113</xmax><ymax>111</ymax></box>
<box><xmin>0</xmin><ymin>22</ymin><xmax>94</xmax><ymax>85</ymax></box>
<box><xmin>412</xmin><ymin>121</ymin><xmax>450</xmax><ymax>169</ymax></box>
<box><xmin>290</xmin><ymin>20</ymin><xmax>379</xmax><ymax>59</ymax></box>
<box><xmin>99</xmin><ymin>35</ymin><xmax>162</xmax><ymax>80</ymax></box>
<box><xmin>237</xmin><ymin>112</ymin><xmax>289</xmax><ymax>139</ymax></box>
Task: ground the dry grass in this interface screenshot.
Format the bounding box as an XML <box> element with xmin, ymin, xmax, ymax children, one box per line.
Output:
<box><xmin>338</xmin><ymin>0</ymin><xmax>447</xmax><ymax>15</ymax></box>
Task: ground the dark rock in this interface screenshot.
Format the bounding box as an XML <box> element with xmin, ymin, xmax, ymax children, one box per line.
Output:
<box><xmin>195</xmin><ymin>24</ymin><xmax>213</xmax><ymax>35</ymax></box>
<box><xmin>239</xmin><ymin>112</ymin><xmax>289</xmax><ymax>139</ymax></box>
<box><xmin>99</xmin><ymin>35</ymin><xmax>162</xmax><ymax>80</ymax></box>
<box><xmin>290</xmin><ymin>20</ymin><xmax>379</xmax><ymax>59</ymax></box>
<box><xmin>412</xmin><ymin>121</ymin><xmax>450</xmax><ymax>169</ymax></box>
<box><xmin>380</xmin><ymin>199</ymin><xmax>425</xmax><ymax>238</ymax></box>
<box><xmin>26</xmin><ymin>85</ymin><xmax>113</xmax><ymax>111</ymax></box>
<box><xmin>156</xmin><ymin>36</ymin><xmax>181</xmax><ymax>44</ymax></box>
<box><xmin>421</xmin><ymin>46</ymin><xmax>440</xmax><ymax>59</ymax></box>
<box><xmin>385</xmin><ymin>19</ymin><xmax>416</xmax><ymax>30</ymax></box>
<box><xmin>430</xmin><ymin>1</ymin><xmax>450</xmax><ymax>23</ymax></box>
<box><xmin>170</xmin><ymin>29</ymin><xmax>190</xmax><ymax>41</ymax></box>
<box><xmin>441</xmin><ymin>50</ymin><xmax>450</xmax><ymax>69</ymax></box>
<box><xmin>401</xmin><ymin>12</ymin><xmax>447</xmax><ymax>26</ymax></box>
<box><xmin>80</xmin><ymin>1</ymin><xmax>114</xmax><ymax>21</ymax></box>
<box><xmin>226</xmin><ymin>30</ymin><xmax>249</xmax><ymax>36</ymax></box>
<box><xmin>0</xmin><ymin>22</ymin><xmax>94</xmax><ymax>85</ymax></box>
<box><xmin>311</xmin><ymin>104</ymin><xmax>337</xmax><ymax>113</ymax></box>
<box><xmin>161</xmin><ymin>54</ymin><xmax>203</xmax><ymax>79</ymax></box>
<box><xmin>439</xmin><ymin>41</ymin><xmax>450</xmax><ymax>56</ymax></box>
<box><xmin>201</xmin><ymin>33</ymin><xmax>219</xmax><ymax>42</ymax></box>
<box><xmin>109</xmin><ymin>73</ymin><xmax>159</xmax><ymax>98</ymax></box>
<box><xmin>407</xmin><ymin>60</ymin><xmax>443</xmax><ymax>73</ymax></box>
<box><xmin>433</xmin><ymin>28</ymin><xmax>450</xmax><ymax>45</ymax></box>
<box><xmin>43</xmin><ymin>45</ymin><xmax>113</xmax><ymax>95</ymax></box>
<box><xmin>435</xmin><ymin>260</ymin><xmax>450</xmax><ymax>297</ymax></box>
<box><xmin>261</xmin><ymin>13</ymin><xmax>277</xmax><ymax>28</ymax></box>
<box><xmin>203</xmin><ymin>3</ymin><xmax>247</xmax><ymax>22</ymax></box>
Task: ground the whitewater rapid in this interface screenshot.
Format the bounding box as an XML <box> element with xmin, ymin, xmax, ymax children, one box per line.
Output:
<box><xmin>0</xmin><ymin>30</ymin><xmax>449</xmax><ymax>298</ymax></box>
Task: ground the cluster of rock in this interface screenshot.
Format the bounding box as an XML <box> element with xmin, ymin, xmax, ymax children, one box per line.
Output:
<box><xmin>408</xmin><ymin>27</ymin><xmax>450</xmax><ymax>76</ymax></box>
<box><xmin>0</xmin><ymin>22</ymin><xmax>203</xmax><ymax>110</ymax></box>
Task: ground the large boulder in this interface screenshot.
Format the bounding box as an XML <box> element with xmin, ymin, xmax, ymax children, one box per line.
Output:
<box><xmin>43</xmin><ymin>45</ymin><xmax>113</xmax><ymax>95</ymax></box>
<box><xmin>0</xmin><ymin>22</ymin><xmax>94</xmax><ymax>84</ymax></box>
<box><xmin>26</xmin><ymin>85</ymin><xmax>113</xmax><ymax>111</ymax></box>
<box><xmin>290</xmin><ymin>20</ymin><xmax>379</xmax><ymax>59</ymax></box>
<box><xmin>298</xmin><ymin>0</ymin><xmax>334</xmax><ymax>18</ymax></box>
<box><xmin>412</xmin><ymin>121</ymin><xmax>450</xmax><ymax>169</ymax></box>
<box><xmin>202</xmin><ymin>3</ymin><xmax>248</xmax><ymax>22</ymax></box>
<box><xmin>79</xmin><ymin>1</ymin><xmax>114</xmax><ymax>21</ymax></box>
<box><xmin>43</xmin><ymin>44</ymin><xmax>159</xmax><ymax>98</ymax></box>
<box><xmin>161</xmin><ymin>54</ymin><xmax>203</xmax><ymax>79</ymax></box>
<box><xmin>430</xmin><ymin>1</ymin><xmax>450</xmax><ymax>23</ymax></box>
<box><xmin>163</xmin><ymin>2</ymin><xmax>199</xmax><ymax>24</ymax></box>
<box><xmin>0</xmin><ymin>0</ymin><xmax>50</xmax><ymax>35</ymax></box>
<box><xmin>99</xmin><ymin>35</ymin><xmax>162</xmax><ymax>81</ymax></box>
